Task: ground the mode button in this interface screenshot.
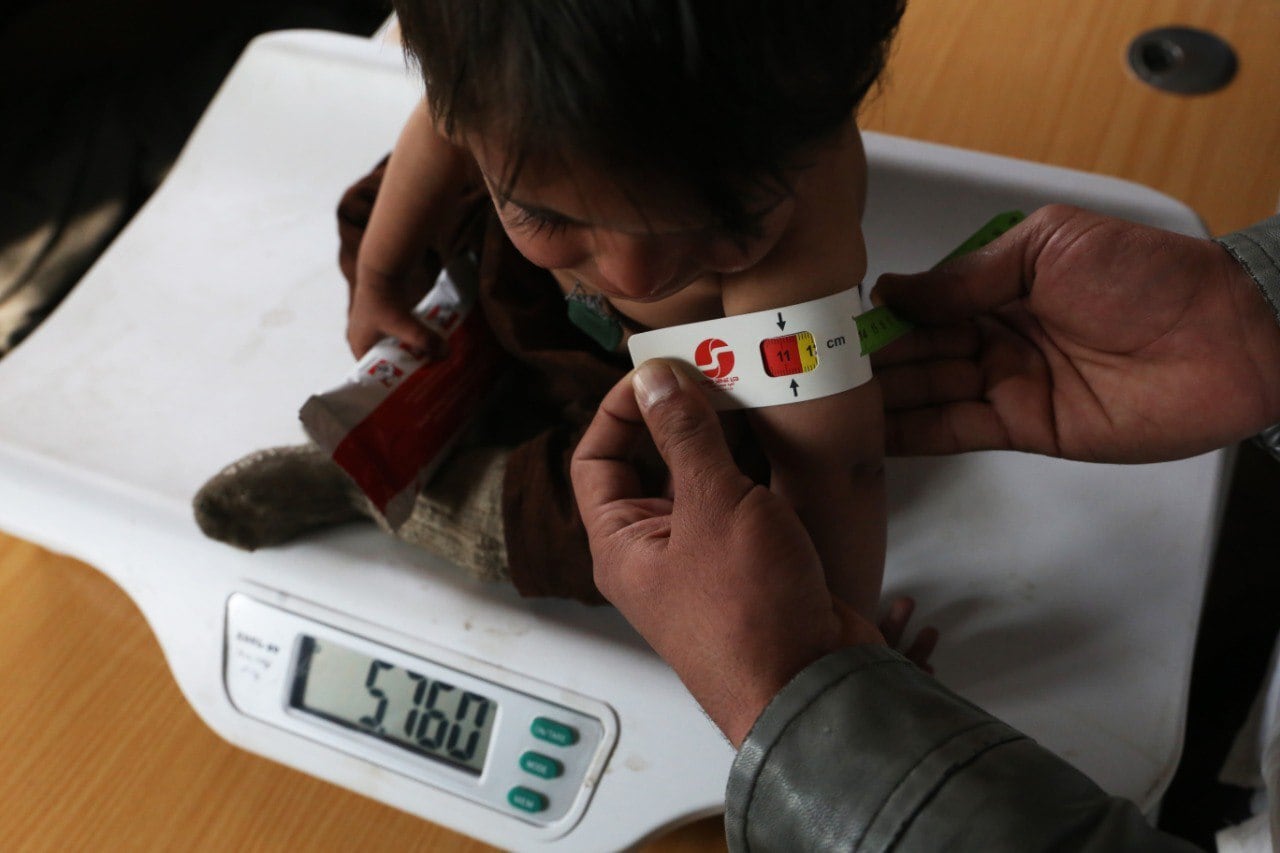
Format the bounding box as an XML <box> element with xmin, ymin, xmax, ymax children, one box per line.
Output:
<box><xmin>520</xmin><ymin>750</ymin><xmax>564</xmax><ymax>779</ymax></box>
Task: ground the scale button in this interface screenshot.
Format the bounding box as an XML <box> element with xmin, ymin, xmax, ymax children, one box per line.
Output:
<box><xmin>531</xmin><ymin>716</ymin><xmax>579</xmax><ymax>747</ymax></box>
<box><xmin>520</xmin><ymin>751</ymin><xmax>564</xmax><ymax>779</ymax></box>
<box><xmin>508</xmin><ymin>786</ymin><xmax>548</xmax><ymax>813</ymax></box>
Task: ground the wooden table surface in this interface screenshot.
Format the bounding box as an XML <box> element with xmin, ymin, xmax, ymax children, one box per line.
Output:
<box><xmin>3</xmin><ymin>1</ymin><xmax>1278</xmax><ymax>850</ymax></box>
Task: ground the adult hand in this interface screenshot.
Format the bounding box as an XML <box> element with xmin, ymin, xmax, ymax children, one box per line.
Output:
<box><xmin>571</xmin><ymin>360</ymin><xmax>886</xmax><ymax>747</ymax></box>
<box><xmin>874</xmin><ymin>205</ymin><xmax>1280</xmax><ymax>462</ymax></box>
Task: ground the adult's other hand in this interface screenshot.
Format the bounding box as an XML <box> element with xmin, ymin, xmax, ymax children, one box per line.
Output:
<box><xmin>875</xmin><ymin>205</ymin><xmax>1280</xmax><ymax>462</ymax></box>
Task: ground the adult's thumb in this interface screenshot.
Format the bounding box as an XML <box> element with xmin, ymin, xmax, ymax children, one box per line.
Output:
<box><xmin>632</xmin><ymin>360</ymin><xmax>745</xmax><ymax>498</ymax></box>
<box><xmin>873</xmin><ymin>214</ymin><xmax>1044</xmax><ymax>324</ymax></box>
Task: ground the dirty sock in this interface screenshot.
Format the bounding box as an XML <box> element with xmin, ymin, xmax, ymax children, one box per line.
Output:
<box><xmin>193</xmin><ymin>443</ymin><xmax>509</xmax><ymax>584</ymax></box>
<box><xmin>193</xmin><ymin>444</ymin><xmax>365</xmax><ymax>549</ymax></box>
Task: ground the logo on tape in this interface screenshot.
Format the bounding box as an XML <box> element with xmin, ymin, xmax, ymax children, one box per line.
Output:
<box><xmin>425</xmin><ymin>304</ymin><xmax>461</xmax><ymax>335</ymax></box>
<box><xmin>366</xmin><ymin>358</ymin><xmax>405</xmax><ymax>389</ymax></box>
<box><xmin>694</xmin><ymin>338</ymin><xmax>739</xmax><ymax>391</ymax></box>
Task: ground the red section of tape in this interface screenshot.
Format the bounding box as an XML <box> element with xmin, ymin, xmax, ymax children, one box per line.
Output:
<box><xmin>760</xmin><ymin>334</ymin><xmax>802</xmax><ymax>377</ymax></box>
<box><xmin>331</xmin><ymin>311</ymin><xmax>506</xmax><ymax>514</ymax></box>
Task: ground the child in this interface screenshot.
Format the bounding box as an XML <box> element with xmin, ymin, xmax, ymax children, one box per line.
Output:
<box><xmin>196</xmin><ymin>0</ymin><xmax>903</xmax><ymax>619</ymax></box>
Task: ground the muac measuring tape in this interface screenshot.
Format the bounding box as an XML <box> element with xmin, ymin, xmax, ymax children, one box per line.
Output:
<box><xmin>627</xmin><ymin>211</ymin><xmax>1024</xmax><ymax>411</ymax></box>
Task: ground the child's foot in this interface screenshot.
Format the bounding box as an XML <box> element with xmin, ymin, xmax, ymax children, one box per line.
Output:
<box><xmin>193</xmin><ymin>444</ymin><xmax>365</xmax><ymax>550</ymax></box>
<box><xmin>193</xmin><ymin>443</ymin><xmax>511</xmax><ymax>586</ymax></box>
<box><xmin>879</xmin><ymin>596</ymin><xmax>939</xmax><ymax>674</ymax></box>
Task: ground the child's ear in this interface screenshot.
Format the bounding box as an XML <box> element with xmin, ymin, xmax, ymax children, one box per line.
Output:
<box><xmin>432</xmin><ymin>116</ymin><xmax>465</xmax><ymax>149</ymax></box>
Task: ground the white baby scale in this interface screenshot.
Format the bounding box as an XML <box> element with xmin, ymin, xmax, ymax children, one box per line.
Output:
<box><xmin>0</xmin><ymin>30</ymin><xmax>1225</xmax><ymax>851</ymax></box>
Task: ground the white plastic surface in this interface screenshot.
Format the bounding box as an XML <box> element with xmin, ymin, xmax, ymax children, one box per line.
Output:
<box><xmin>0</xmin><ymin>30</ymin><xmax>1225</xmax><ymax>849</ymax></box>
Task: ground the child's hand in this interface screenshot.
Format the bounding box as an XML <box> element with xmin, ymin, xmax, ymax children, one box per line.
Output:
<box><xmin>344</xmin><ymin>97</ymin><xmax>474</xmax><ymax>360</ymax></box>
<box><xmin>348</xmin><ymin>262</ymin><xmax>447</xmax><ymax>360</ymax></box>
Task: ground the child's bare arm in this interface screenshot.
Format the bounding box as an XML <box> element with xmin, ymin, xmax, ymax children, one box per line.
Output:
<box><xmin>723</xmin><ymin>269</ymin><xmax>886</xmax><ymax>618</ymax></box>
<box><xmin>720</xmin><ymin>127</ymin><xmax>884</xmax><ymax>618</ymax></box>
<box><xmin>350</xmin><ymin>97</ymin><xmax>472</xmax><ymax>357</ymax></box>
<box><xmin>733</xmin><ymin>381</ymin><xmax>886</xmax><ymax>617</ymax></box>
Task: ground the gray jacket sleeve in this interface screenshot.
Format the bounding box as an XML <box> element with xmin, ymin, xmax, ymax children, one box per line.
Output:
<box><xmin>1217</xmin><ymin>215</ymin><xmax>1280</xmax><ymax>456</ymax></box>
<box><xmin>1216</xmin><ymin>214</ymin><xmax>1280</xmax><ymax>323</ymax></box>
<box><xmin>725</xmin><ymin>645</ymin><xmax>1198</xmax><ymax>852</ymax></box>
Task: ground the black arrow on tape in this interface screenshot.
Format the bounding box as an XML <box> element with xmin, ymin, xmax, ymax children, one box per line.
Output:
<box><xmin>776</xmin><ymin>312</ymin><xmax>786</xmax><ymax>330</ymax></box>
<box><xmin>789</xmin><ymin>379</ymin><xmax>799</xmax><ymax>397</ymax></box>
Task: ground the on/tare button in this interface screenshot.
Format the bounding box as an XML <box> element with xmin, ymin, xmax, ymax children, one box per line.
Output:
<box><xmin>508</xmin><ymin>786</ymin><xmax>548</xmax><ymax>813</ymax></box>
<box><xmin>531</xmin><ymin>716</ymin><xmax>579</xmax><ymax>747</ymax></box>
<box><xmin>520</xmin><ymin>750</ymin><xmax>564</xmax><ymax>779</ymax></box>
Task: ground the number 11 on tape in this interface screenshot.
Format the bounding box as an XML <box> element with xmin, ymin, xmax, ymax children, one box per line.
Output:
<box><xmin>760</xmin><ymin>332</ymin><xmax>820</xmax><ymax>377</ymax></box>
<box><xmin>628</xmin><ymin>288</ymin><xmax>870</xmax><ymax>410</ymax></box>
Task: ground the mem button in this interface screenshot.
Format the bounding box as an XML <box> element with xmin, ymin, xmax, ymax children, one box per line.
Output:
<box><xmin>508</xmin><ymin>786</ymin><xmax>548</xmax><ymax>813</ymax></box>
<box><xmin>520</xmin><ymin>750</ymin><xmax>564</xmax><ymax>779</ymax></box>
<box><xmin>530</xmin><ymin>716</ymin><xmax>578</xmax><ymax>747</ymax></box>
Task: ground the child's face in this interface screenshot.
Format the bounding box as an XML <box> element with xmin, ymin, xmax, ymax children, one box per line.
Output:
<box><xmin>468</xmin><ymin>138</ymin><xmax>795</xmax><ymax>302</ymax></box>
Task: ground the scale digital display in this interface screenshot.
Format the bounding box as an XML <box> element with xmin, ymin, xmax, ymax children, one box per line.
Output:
<box><xmin>226</xmin><ymin>593</ymin><xmax>614</xmax><ymax>832</ymax></box>
<box><xmin>289</xmin><ymin>635</ymin><xmax>498</xmax><ymax>774</ymax></box>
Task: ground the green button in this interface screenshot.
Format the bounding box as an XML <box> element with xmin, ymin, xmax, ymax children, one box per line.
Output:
<box><xmin>530</xmin><ymin>716</ymin><xmax>578</xmax><ymax>747</ymax></box>
<box><xmin>508</xmin><ymin>786</ymin><xmax>548</xmax><ymax>813</ymax></box>
<box><xmin>520</xmin><ymin>750</ymin><xmax>564</xmax><ymax>779</ymax></box>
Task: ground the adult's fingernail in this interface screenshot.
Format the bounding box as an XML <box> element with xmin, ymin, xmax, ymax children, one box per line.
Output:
<box><xmin>633</xmin><ymin>360</ymin><xmax>679</xmax><ymax>409</ymax></box>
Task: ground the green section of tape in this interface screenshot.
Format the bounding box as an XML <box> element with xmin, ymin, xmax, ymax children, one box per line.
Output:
<box><xmin>935</xmin><ymin>210</ymin><xmax>1026</xmax><ymax>266</ymax></box>
<box><xmin>858</xmin><ymin>209</ymin><xmax>1026</xmax><ymax>356</ymax></box>
<box><xmin>855</xmin><ymin>306</ymin><xmax>911</xmax><ymax>355</ymax></box>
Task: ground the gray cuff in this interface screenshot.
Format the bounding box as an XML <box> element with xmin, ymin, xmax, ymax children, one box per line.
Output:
<box><xmin>1215</xmin><ymin>213</ymin><xmax>1280</xmax><ymax>324</ymax></box>
<box><xmin>725</xmin><ymin>645</ymin><xmax>1197</xmax><ymax>852</ymax></box>
<box><xmin>1218</xmin><ymin>215</ymin><xmax>1280</xmax><ymax>458</ymax></box>
<box><xmin>726</xmin><ymin>645</ymin><xmax>1022</xmax><ymax>851</ymax></box>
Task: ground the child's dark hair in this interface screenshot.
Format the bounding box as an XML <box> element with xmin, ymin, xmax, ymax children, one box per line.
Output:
<box><xmin>394</xmin><ymin>0</ymin><xmax>904</xmax><ymax>235</ymax></box>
